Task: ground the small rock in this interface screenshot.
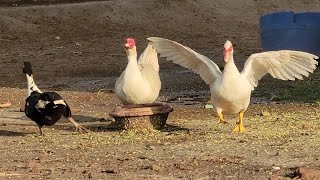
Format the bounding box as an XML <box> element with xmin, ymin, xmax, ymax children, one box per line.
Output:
<box><xmin>204</xmin><ymin>104</ymin><xmax>214</xmax><ymax>109</ymax></box>
<box><xmin>272</xmin><ymin>166</ymin><xmax>281</xmax><ymax>170</ymax></box>
<box><xmin>75</xmin><ymin>42</ymin><xmax>81</xmax><ymax>46</ymax></box>
<box><xmin>144</xmin><ymin>144</ymin><xmax>155</xmax><ymax>150</ymax></box>
<box><xmin>296</xmin><ymin>167</ymin><xmax>320</xmax><ymax>179</ymax></box>
<box><xmin>55</xmin><ymin>36</ymin><xmax>61</xmax><ymax>40</ymax></box>
<box><xmin>0</xmin><ymin>102</ymin><xmax>11</xmax><ymax>108</ymax></box>
<box><xmin>151</xmin><ymin>164</ymin><xmax>162</xmax><ymax>172</ymax></box>
<box><xmin>174</xmin><ymin>162</ymin><xmax>193</xmax><ymax>170</ymax></box>
<box><xmin>101</xmin><ymin>169</ymin><xmax>116</xmax><ymax>174</ymax></box>
<box><xmin>261</xmin><ymin>111</ymin><xmax>271</xmax><ymax>116</ymax></box>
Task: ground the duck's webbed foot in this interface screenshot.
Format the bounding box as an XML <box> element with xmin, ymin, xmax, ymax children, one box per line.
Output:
<box><xmin>217</xmin><ymin>112</ymin><xmax>228</xmax><ymax>124</ymax></box>
<box><xmin>75</xmin><ymin>124</ymin><xmax>89</xmax><ymax>133</ymax></box>
<box><xmin>67</xmin><ymin>117</ymin><xmax>89</xmax><ymax>133</ymax></box>
<box><xmin>232</xmin><ymin>111</ymin><xmax>247</xmax><ymax>133</ymax></box>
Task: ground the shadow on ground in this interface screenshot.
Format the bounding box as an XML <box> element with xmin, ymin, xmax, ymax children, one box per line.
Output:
<box><xmin>0</xmin><ymin>129</ymin><xmax>31</xmax><ymax>136</ymax></box>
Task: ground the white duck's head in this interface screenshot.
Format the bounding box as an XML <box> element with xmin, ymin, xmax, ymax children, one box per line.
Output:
<box><xmin>124</xmin><ymin>37</ymin><xmax>137</xmax><ymax>56</ymax></box>
<box><xmin>125</xmin><ymin>38</ymin><xmax>136</xmax><ymax>49</ymax></box>
<box><xmin>223</xmin><ymin>40</ymin><xmax>233</xmax><ymax>63</ymax></box>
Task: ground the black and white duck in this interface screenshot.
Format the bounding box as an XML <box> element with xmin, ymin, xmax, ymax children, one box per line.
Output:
<box><xmin>23</xmin><ymin>61</ymin><xmax>88</xmax><ymax>135</ymax></box>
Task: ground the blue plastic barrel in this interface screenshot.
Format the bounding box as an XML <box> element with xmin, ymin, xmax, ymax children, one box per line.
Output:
<box><xmin>260</xmin><ymin>12</ymin><xmax>320</xmax><ymax>56</ymax></box>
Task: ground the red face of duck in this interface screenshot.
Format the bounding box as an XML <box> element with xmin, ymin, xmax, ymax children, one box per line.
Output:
<box><xmin>124</xmin><ymin>38</ymin><xmax>136</xmax><ymax>49</ymax></box>
<box><xmin>223</xmin><ymin>40</ymin><xmax>233</xmax><ymax>62</ymax></box>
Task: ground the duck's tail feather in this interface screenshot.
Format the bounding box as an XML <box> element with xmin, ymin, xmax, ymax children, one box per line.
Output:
<box><xmin>23</xmin><ymin>61</ymin><xmax>42</xmax><ymax>96</ymax></box>
<box><xmin>23</xmin><ymin>61</ymin><xmax>33</xmax><ymax>76</ymax></box>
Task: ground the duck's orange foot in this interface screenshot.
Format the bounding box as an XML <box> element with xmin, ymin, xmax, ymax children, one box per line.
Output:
<box><xmin>232</xmin><ymin>123</ymin><xmax>247</xmax><ymax>133</ymax></box>
<box><xmin>217</xmin><ymin>112</ymin><xmax>228</xmax><ymax>124</ymax></box>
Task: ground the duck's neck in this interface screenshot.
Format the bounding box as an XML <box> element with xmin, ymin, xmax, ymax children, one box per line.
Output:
<box><xmin>124</xmin><ymin>47</ymin><xmax>140</xmax><ymax>83</ymax></box>
<box><xmin>223</xmin><ymin>57</ymin><xmax>240</xmax><ymax>77</ymax></box>
<box><xmin>26</xmin><ymin>74</ymin><xmax>42</xmax><ymax>96</ymax></box>
<box><xmin>125</xmin><ymin>47</ymin><xmax>140</xmax><ymax>74</ymax></box>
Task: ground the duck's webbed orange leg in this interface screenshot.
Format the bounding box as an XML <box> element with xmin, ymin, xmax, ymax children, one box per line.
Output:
<box><xmin>233</xmin><ymin>111</ymin><xmax>247</xmax><ymax>133</ymax></box>
<box><xmin>217</xmin><ymin>112</ymin><xmax>228</xmax><ymax>124</ymax></box>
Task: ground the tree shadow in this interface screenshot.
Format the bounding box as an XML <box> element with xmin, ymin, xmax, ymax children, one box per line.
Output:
<box><xmin>161</xmin><ymin>124</ymin><xmax>190</xmax><ymax>133</ymax></box>
<box><xmin>59</xmin><ymin>114</ymin><xmax>108</xmax><ymax>123</ymax></box>
<box><xmin>58</xmin><ymin>114</ymin><xmax>192</xmax><ymax>133</ymax></box>
<box><xmin>0</xmin><ymin>129</ymin><xmax>31</xmax><ymax>136</ymax></box>
<box><xmin>53</xmin><ymin>114</ymin><xmax>118</xmax><ymax>133</ymax></box>
<box><xmin>2</xmin><ymin>114</ymin><xmax>116</xmax><ymax>134</ymax></box>
<box><xmin>3</xmin><ymin>114</ymin><xmax>191</xmax><ymax>134</ymax></box>
<box><xmin>83</xmin><ymin>122</ymin><xmax>121</xmax><ymax>132</ymax></box>
<box><xmin>80</xmin><ymin>123</ymin><xmax>191</xmax><ymax>133</ymax></box>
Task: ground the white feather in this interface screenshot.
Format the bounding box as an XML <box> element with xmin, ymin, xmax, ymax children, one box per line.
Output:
<box><xmin>241</xmin><ymin>50</ymin><xmax>318</xmax><ymax>88</ymax></box>
<box><xmin>26</xmin><ymin>74</ymin><xmax>42</xmax><ymax>96</ymax></box>
<box><xmin>148</xmin><ymin>37</ymin><xmax>222</xmax><ymax>85</ymax></box>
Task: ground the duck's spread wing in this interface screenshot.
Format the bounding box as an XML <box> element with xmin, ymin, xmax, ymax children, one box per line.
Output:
<box><xmin>240</xmin><ymin>50</ymin><xmax>318</xmax><ymax>89</ymax></box>
<box><xmin>148</xmin><ymin>37</ymin><xmax>222</xmax><ymax>85</ymax></box>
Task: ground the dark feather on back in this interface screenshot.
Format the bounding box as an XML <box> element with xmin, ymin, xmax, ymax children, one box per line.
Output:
<box><xmin>25</xmin><ymin>92</ymin><xmax>71</xmax><ymax>127</ymax></box>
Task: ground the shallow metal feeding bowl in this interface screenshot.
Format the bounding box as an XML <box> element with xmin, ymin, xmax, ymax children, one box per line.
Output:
<box><xmin>109</xmin><ymin>103</ymin><xmax>173</xmax><ymax>130</ymax></box>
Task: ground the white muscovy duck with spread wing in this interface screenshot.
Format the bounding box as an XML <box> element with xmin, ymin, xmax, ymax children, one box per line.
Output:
<box><xmin>115</xmin><ymin>38</ymin><xmax>161</xmax><ymax>105</ymax></box>
<box><xmin>148</xmin><ymin>37</ymin><xmax>318</xmax><ymax>132</ymax></box>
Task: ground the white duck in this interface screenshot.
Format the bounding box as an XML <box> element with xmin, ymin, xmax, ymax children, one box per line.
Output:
<box><xmin>115</xmin><ymin>38</ymin><xmax>161</xmax><ymax>105</ymax></box>
<box><xmin>148</xmin><ymin>37</ymin><xmax>318</xmax><ymax>132</ymax></box>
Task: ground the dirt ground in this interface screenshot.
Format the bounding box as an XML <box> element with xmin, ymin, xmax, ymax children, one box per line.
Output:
<box><xmin>0</xmin><ymin>0</ymin><xmax>320</xmax><ymax>179</ymax></box>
